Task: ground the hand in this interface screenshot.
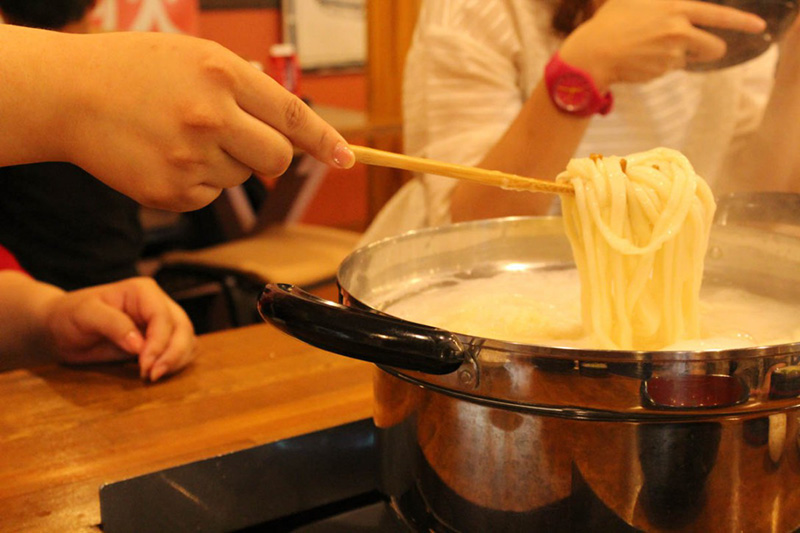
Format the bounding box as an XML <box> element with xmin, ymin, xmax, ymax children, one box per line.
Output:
<box><xmin>30</xmin><ymin>29</ymin><xmax>355</xmax><ymax>211</ymax></box>
<box><xmin>44</xmin><ymin>277</ymin><xmax>196</xmax><ymax>381</ymax></box>
<box><xmin>559</xmin><ymin>0</ymin><xmax>767</xmax><ymax>89</ymax></box>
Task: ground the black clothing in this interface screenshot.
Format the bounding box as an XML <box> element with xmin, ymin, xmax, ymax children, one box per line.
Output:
<box><xmin>0</xmin><ymin>162</ymin><xmax>143</xmax><ymax>290</ymax></box>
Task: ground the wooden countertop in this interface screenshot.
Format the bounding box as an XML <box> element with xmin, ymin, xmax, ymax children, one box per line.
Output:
<box><xmin>0</xmin><ymin>323</ymin><xmax>374</xmax><ymax>532</ymax></box>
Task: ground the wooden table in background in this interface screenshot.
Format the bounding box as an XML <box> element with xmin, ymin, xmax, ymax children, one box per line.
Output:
<box><xmin>0</xmin><ymin>324</ymin><xmax>374</xmax><ymax>532</ymax></box>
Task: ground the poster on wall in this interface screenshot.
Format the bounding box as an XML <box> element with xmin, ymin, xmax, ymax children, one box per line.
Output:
<box><xmin>282</xmin><ymin>0</ymin><xmax>366</xmax><ymax>71</ymax></box>
<box><xmin>90</xmin><ymin>0</ymin><xmax>199</xmax><ymax>34</ymax></box>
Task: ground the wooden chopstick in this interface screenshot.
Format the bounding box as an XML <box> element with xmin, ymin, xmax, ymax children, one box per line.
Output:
<box><xmin>349</xmin><ymin>145</ymin><xmax>573</xmax><ymax>195</ymax></box>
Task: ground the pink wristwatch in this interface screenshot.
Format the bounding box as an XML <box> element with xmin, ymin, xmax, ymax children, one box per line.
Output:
<box><xmin>544</xmin><ymin>52</ymin><xmax>613</xmax><ymax>117</ymax></box>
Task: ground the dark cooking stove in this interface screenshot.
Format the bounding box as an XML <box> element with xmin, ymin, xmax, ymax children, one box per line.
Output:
<box><xmin>98</xmin><ymin>419</ymin><xmax>407</xmax><ymax>532</ymax></box>
<box><xmin>98</xmin><ymin>417</ymin><xmax>645</xmax><ymax>532</ymax></box>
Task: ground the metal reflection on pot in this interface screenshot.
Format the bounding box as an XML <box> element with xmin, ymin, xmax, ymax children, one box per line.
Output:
<box><xmin>258</xmin><ymin>193</ymin><xmax>800</xmax><ymax>532</ymax></box>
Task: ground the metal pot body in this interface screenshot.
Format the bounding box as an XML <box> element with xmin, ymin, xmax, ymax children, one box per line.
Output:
<box><xmin>374</xmin><ymin>369</ymin><xmax>800</xmax><ymax>532</ymax></box>
<box><xmin>258</xmin><ymin>193</ymin><xmax>800</xmax><ymax>532</ymax></box>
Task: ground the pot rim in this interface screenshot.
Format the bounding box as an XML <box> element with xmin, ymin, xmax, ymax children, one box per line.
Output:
<box><xmin>339</xmin><ymin>215</ymin><xmax>800</xmax><ymax>363</ymax></box>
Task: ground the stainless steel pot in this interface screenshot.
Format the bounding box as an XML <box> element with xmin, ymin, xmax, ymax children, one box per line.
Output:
<box><xmin>258</xmin><ymin>193</ymin><xmax>800</xmax><ymax>532</ymax></box>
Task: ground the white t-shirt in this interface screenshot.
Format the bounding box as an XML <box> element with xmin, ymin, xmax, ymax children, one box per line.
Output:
<box><xmin>361</xmin><ymin>0</ymin><xmax>777</xmax><ymax>245</ymax></box>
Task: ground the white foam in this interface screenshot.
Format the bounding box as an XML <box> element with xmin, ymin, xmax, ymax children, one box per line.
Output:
<box><xmin>385</xmin><ymin>269</ymin><xmax>800</xmax><ymax>350</ymax></box>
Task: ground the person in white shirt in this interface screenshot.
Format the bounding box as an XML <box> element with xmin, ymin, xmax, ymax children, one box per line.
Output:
<box><xmin>363</xmin><ymin>0</ymin><xmax>800</xmax><ymax>244</ymax></box>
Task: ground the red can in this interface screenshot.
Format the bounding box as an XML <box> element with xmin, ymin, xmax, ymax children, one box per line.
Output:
<box><xmin>269</xmin><ymin>43</ymin><xmax>302</xmax><ymax>97</ymax></box>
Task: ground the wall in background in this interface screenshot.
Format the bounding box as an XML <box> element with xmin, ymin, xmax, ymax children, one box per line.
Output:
<box><xmin>87</xmin><ymin>2</ymin><xmax>370</xmax><ymax>231</ymax></box>
<box><xmin>197</xmin><ymin>7</ymin><xmax>369</xmax><ymax>231</ymax></box>
<box><xmin>197</xmin><ymin>8</ymin><xmax>367</xmax><ymax>110</ymax></box>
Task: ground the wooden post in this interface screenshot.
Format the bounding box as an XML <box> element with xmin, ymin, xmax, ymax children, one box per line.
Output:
<box><xmin>365</xmin><ymin>0</ymin><xmax>421</xmax><ymax>221</ymax></box>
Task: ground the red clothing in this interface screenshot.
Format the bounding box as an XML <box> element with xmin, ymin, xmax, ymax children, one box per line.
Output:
<box><xmin>0</xmin><ymin>244</ymin><xmax>25</xmax><ymax>272</ymax></box>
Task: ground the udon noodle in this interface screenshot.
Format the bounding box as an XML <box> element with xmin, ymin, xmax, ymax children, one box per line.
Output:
<box><xmin>384</xmin><ymin>148</ymin><xmax>797</xmax><ymax>352</ymax></box>
<box><xmin>555</xmin><ymin>147</ymin><xmax>716</xmax><ymax>350</ymax></box>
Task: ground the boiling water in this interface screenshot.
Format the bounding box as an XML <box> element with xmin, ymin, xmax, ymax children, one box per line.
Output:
<box><xmin>384</xmin><ymin>269</ymin><xmax>800</xmax><ymax>351</ymax></box>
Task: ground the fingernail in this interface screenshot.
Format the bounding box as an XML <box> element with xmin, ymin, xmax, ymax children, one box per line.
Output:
<box><xmin>138</xmin><ymin>346</ymin><xmax>154</xmax><ymax>380</ymax></box>
<box><xmin>332</xmin><ymin>142</ymin><xmax>355</xmax><ymax>169</ymax></box>
<box><xmin>124</xmin><ymin>331</ymin><xmax>144</xmax><ymax>353</ymax></box>
<box><xmin>150</xmin><ymin>363</ymin><xmax>168</xmax><ymax>382</ymax></box>
<box><xmin>751</xmin><ymin>15</ymin><xmax>767</xmax><ymax>32</ymax></box>
<box><xmin>140</xmin><ymin>355</ymin><xmax>152</xmax><ymax>380</ymax></box>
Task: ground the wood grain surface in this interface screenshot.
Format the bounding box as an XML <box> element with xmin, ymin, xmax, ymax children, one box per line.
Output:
<box><xmin>0</xmin><ymin>323</ymin><xmax>373</xmax><ymax>532</ymax></box>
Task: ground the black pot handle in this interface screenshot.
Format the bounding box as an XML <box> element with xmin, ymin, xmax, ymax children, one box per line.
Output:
<box><xmin>257</xmin><ymin>283</ymin><xmax>467</xmax><ymax>375</ymax></box>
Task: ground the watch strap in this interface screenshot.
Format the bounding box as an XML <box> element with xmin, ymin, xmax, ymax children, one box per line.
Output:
<box><xmin>545</xmin><ymin>52</ymin><xmax>613</xmax><ymax>117</ymax></box>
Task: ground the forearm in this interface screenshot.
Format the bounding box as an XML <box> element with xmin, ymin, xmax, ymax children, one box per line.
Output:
<box><xmin>0</xmin><ymin>272</ymin><xmax>63</xmax><ymax>359</ymax></box>
<box><xmin>721</xmin><ymin>87</ymin><xmax>800</xmax><ymax>195</ymax></box>
<box><xmin>0</xmin><ymin>25</ymin><xmax>83</xmax><ymax>166</ymax></box>
<box><xmin>451</xmin><ymin>83</ymin><xmax>591</xmax><ymax>221</ymax></box>
<box><xmin>450</xmin><ymin>0</ymin><xmax>769</xmax><ymax>220</ymax></box>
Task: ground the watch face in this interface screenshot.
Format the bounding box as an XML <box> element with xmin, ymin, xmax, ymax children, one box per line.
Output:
<box><xmin>553</xmin><ymin>73</ymin><xmax>592</xmax><ymax>113</ymax></box>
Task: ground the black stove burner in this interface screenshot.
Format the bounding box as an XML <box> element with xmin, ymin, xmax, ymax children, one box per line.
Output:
<box><xmin>290</xmin><ymin>501</ymin><xmax>408</xmax><ymax>533</ymax></box>
<box><xmin>99</xmin><ymin>419</ymin><xmax>403</xmax><ymax>532</ymax></box>
<box><xmin>99</xmin><ymin>417</ymin><xmax>667</xmax><ymax>532</ymax></box>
